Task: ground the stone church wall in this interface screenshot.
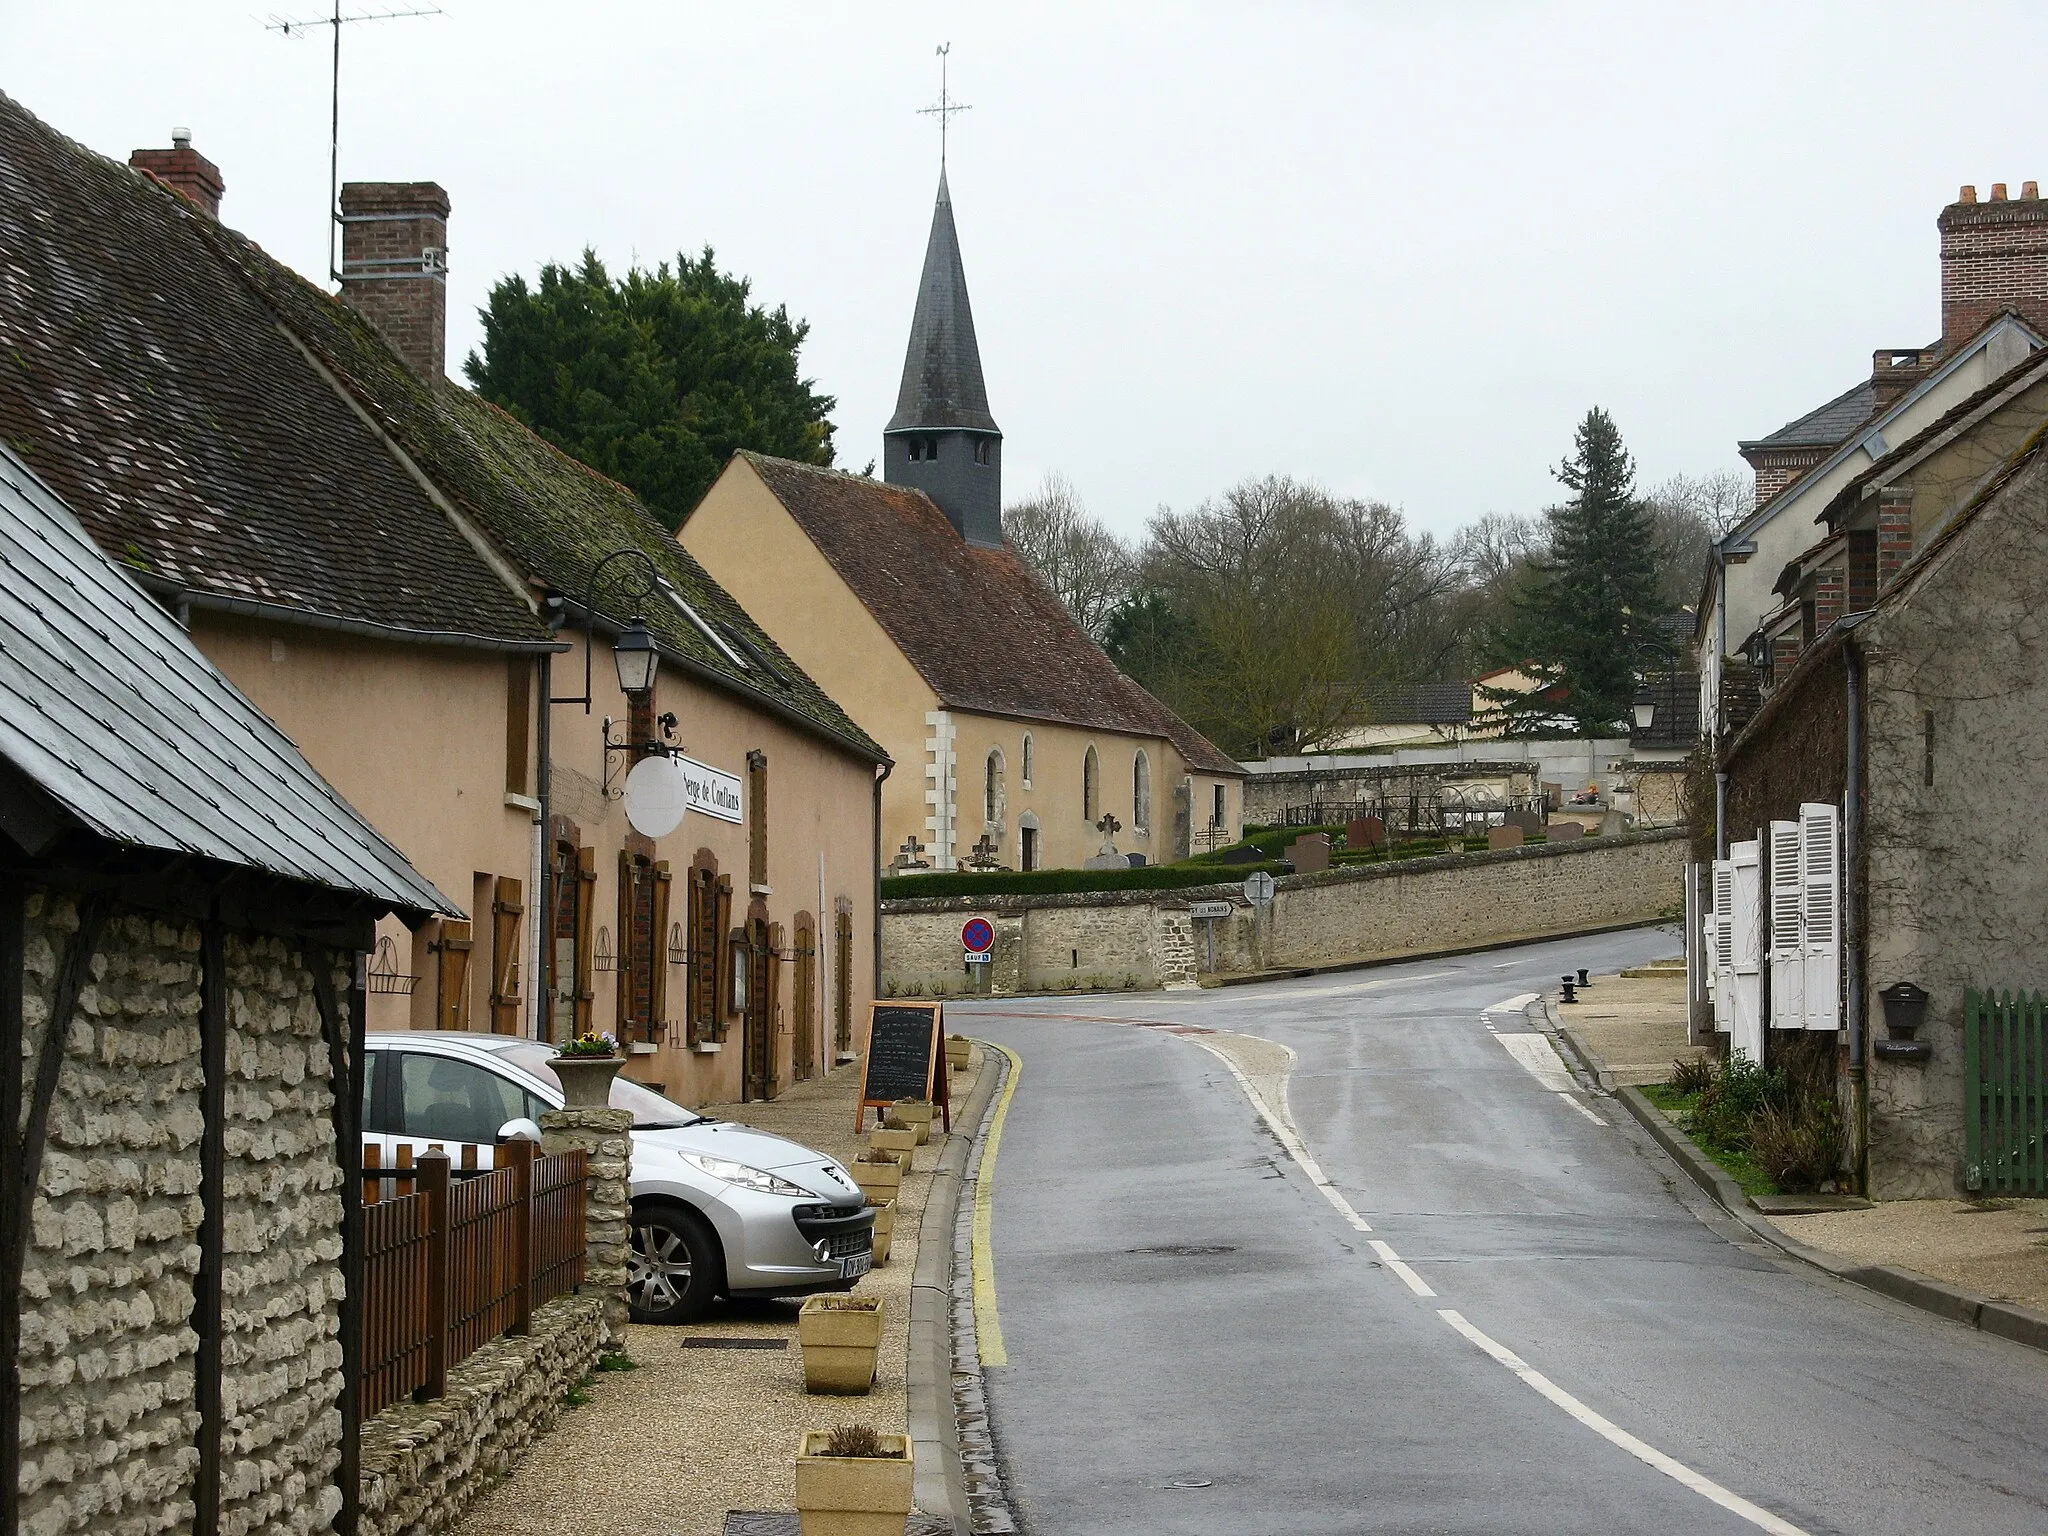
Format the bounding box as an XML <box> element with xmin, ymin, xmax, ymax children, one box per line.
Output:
<box><xmin>880</xmin><ymin>829</ymin><xmax>1686</xmax><ymax>996</ymax></box>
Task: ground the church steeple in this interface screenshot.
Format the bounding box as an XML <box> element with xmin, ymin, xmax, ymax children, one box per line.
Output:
<box><xmin>884</xmin><ymin>169</ymin><xmax>1004</xmax><ymax>548</ymax></box>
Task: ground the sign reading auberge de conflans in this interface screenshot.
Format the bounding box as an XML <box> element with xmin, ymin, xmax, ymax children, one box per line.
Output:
<box><xmin>676</xmin><ymin>755</ymin><xmax>744</xmax><ymax>823</ymax></box>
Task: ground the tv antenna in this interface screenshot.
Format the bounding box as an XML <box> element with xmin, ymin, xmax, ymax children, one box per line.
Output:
<box><xmin>267</xmin><ymin>4</ymin><xmax>444</xmax><ymax>281</ymax></box>
<box><xmin>917</xmin><ymin>42</ymin><xmax>971</xmax><ymax>173</ymax></box>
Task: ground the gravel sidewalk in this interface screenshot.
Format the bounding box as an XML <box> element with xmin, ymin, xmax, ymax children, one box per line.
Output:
<box><xmin>1768</xmin><ymin>1199</ymin><xmax>2048</xmax><ymax>1312</ymax></box>
<box><xmin>453</xmin><ymin>1053</ymin><xmax>979</xmax><ymax>1536</ymax></box>
<box><xmin>1556</xmin><ymin>964</ymin><xmax>1706</xmax><ymax>1086</ymax></box>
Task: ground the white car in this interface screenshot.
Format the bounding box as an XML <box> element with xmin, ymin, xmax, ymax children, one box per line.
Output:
<box><xmin>362</xmin><ymin>1032</ymin><xmax>874</xmax><ymax>1323</ymax></box>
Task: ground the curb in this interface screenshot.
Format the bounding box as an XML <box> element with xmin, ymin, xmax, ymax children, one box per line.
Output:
<box><xmin>906</xmin><ymin>1044</ymin><xmax>1009</xmax><ymax>1533</ymax></box>
<box><xmin>1572</xmin><ymin>1005</ymin><xmax>2048</xmax><ymax>1358</ymax></box>
<box><xmin>1206</xmin><ymin>915</ymin><xmax>1672</xmax><ymax>989</ymax></box>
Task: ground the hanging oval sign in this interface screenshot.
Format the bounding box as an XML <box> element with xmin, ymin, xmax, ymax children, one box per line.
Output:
<box><xmin>624</xmin><ymin>754</ymin><xmax>689</xmax><ymax>839</ymax></box>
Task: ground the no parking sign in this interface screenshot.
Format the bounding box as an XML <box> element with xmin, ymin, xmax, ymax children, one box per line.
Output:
<box><xmin>962</xmin><ymin>917</ymin><xmax>994</xmax><ymax>964</ymax></box>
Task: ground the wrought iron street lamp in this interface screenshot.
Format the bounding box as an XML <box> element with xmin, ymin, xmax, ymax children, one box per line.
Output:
<box><xmin>547</xmin><ymin>547</ymin><xmax>663</xmax><ymax>712</ymax></box>
<box><xmin>611</xmin><ymin>615</ymin><xmax>659</xmax><ymax>696</ymax></box>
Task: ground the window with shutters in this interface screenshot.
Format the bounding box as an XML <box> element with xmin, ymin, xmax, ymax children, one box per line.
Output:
<box><xmin>1728</xmin><ymin>839</ymin><xmax>1764</xmax><ymax>1063</ymax></box>
<box><xmin>1800</xmin><ymin>802</ymin><xmax>1841</xmax><ymax>1032</ymax></box>
<box><xmin>1768</xmin><ymin>820</ymin><xmax>1804</xmax><ymax>1030</ymax></box>
<box><xmin>687</xmin><ymin>853</ymin><xmax>719</xmax><ymax>1045</ymax></box>
<box><xmin>617</xmin><ymin>852</ymin><xmax>661</xmax><ymax>1042</ymax></box>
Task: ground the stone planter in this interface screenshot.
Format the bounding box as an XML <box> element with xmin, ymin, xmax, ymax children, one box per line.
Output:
<box><xmin>867</xmin><ymin>1126</ymin><xmax>919</xmax><ymax>1166</ymax></box>
<box><xmin>870</xmin><ymin>1199</ymin><xmax>895</xmax><ymax>1266</ymax></box>
<box><xmin>551</xmin><ymin>1054</ymin><xmax>623</xmax><ymax>1109</ymax></box>
<box><xmin>850</xmin><ymin>1155</ymin><xmax>902</xmax><ymax>1206</ymax></box>
<box><xmin>795</xmin><ymin>1431</ymin><xmax>913</xmax><ymax>1535</ymax></box>
<box><xmin>887</xmin><ymin>1100</ymin><xmax>935</xmax><ymax>1146</ymax></box>
<box><xmin>946</xmin><ymin>1035</ymin><xmax>971</xmax><ymax>1073</ymax></box>
<box><xmin>797</xmin><ymin>1297</ymin><xmax>886</xmax><ymax>1395</ymax></box>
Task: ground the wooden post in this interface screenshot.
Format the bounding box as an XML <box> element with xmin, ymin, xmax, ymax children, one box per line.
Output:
<box><xmin>506</xmin><ymin>1139</ymin><xmax>535</xmax><ymax>1336</ymax></box>
<box><xmin>419</xmin><ymin>1149</ymin><xmax>452</xmax><ymax>1402</ymax></box>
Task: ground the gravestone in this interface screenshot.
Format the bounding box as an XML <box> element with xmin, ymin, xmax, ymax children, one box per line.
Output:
<box><xmin>1486</xmin><ymin>825</ymin><xmax>1525</xmax><ymax>851</ymax></box>
<box><xmin>1346</xmin><ymin>815</ymin><xmax>1388</xmax><ymax>852</ymax></box>
<box><xmin>1219</xmin><ymin>844</ymin><xmax>1264</xmax><ymax>866</ymax></box>
<box><xmin>1504</xmin><ymin>807</ymin><xmax>1545</xmax><ymax>837</ymax></box>
<box><xmin>1126</xmin><ymin>852</ymin><xmax>1148</xmax><ymax>868</ymax></box>
<box><xmin>1549</xmin><ymin>821</ymin><xmax>1583</xmax><ymax>843</ymax></box>
<box><xmin>1286</xmin><ymin>832</ymin><xmax>1332</xmax><ymax>873</ymax></box>
<box><xmin>1082</xmin><ymin>811</ymin><xmax>1128</xmax><ymax>871</ymax></box>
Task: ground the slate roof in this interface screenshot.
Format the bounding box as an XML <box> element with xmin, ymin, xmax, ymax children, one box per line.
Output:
<box><xmin>737</xmin><ymin>453</ymin><xmax>1243</xmax><ymax>775</ymax></box>
<box><xmin>885</xmin><ymin>170</ymin><xmax>998</xmax><ymax>435</ymax></box>
<box><xmin>1359</xmin><ymin>683</ymin><xmax>1473</xmax><ymax>726</ymax></box>
<box><xmin>0</xmin><ymin>92</ymin><xmax>548</xmax><ymax>649</ymax></box>
<box><xmin>0</xmin><ymin>91</ymin><xmax>882</xmax><ymax>765</ymax></box>
<box><xmin>1740</xmin><ymin>378</ymin><xmax>1879</xmax><ymax>452</ymax></box>
<box><xmin>0</xmin><ymin>443</ymin><xmax>450</xmax><ymax>917</ymax></box>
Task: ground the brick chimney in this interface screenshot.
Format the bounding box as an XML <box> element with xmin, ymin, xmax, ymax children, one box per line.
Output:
<box><xmin>338</xmin><ymin>181</ymin><xmax>450</xmax><ymax>379</ymax></box>
<box><xmin>1940</xmin><ymin>180</ymin><xmax>2048</xmax><ymax>348</ymax></box>
<box><xmin>128</xmin><ymin>128</ymin><xmax>224</xmax><ymax>218</ymax></box>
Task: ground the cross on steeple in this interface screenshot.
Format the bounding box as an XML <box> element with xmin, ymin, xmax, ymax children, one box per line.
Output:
<box><xmin>917</xmin><ymin>42</ymin><xmax>971</xmax><ymax>172</ymax></box>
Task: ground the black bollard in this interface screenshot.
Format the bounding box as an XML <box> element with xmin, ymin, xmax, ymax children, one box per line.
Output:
<box><xmin>1560</xmin><ymin>979</ymin><xmax>1579</xmax><ymax>1005</ymax></box>
<box><xmin>1576</xmin><ymin>968</ymin><xmax>1591</xmax><ymax>987</ymax></box>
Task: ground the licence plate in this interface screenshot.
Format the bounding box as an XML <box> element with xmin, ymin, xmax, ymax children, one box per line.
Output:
<box><xmin>839</xmin><ymin>1251</ymin><xmax>871</xmax><ymax>1280</ymax></box>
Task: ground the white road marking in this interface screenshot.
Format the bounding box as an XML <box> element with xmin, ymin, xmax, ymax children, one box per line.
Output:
<box><xmin>1279</xmin><ymin>970</ymin><xmax>1455</xmax><ymax>1000</ymax></box>
<box><xmin>1484</xmin><ymin>992</ymin><xmax>1540</xmax><ymax>1014</ymax></box>
<box><xmin>1368</xmin><ymin>1239</ymin><xmax>1436</xmax><ymax>1297</ymax></box>
<box><xmin>1495</xmin><ymin>1031</ymin><xmax>1576</xmax><ymax>1092</ymax></box>
<box><xmin>1186</xmin><ymin>1038</ymin><xmax>1374</xmax><ymax>1234</ymax></box>
<box><xmin>1437</xmin><ymin>1310</ymin><xmax>1812</xmax><ymax>1536</ymax></box>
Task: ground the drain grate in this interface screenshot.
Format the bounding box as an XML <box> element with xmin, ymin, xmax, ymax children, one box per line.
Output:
<box><xmin>1127</xmin><ymin>1244</ymin><xmax>1238</xmax><ymax>1257</ymax></box>
<box><xmin>684</xmin><ymin>1337</ymin><xmax>788</xmax><ymax>1351</ymax></box>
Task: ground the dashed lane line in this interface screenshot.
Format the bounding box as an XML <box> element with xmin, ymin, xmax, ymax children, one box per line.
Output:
<box><xmin>1485</xmin><ymin>992</ymin><xmax>1541</xmax><ymax>1014</ymax></box>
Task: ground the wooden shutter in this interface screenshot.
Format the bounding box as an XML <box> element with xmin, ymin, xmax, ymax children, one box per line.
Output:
<box><xmin>1729</xmin><ymin>839</ymin><xmax>1763</xmax><ymax>1063</ymax></box>
<box><xmin>435</xmin><ymin>920</ymin><xmax>473</xmax><ymax>1031</ymax></box>
<box><xmin>714</xmin><ymin>875</ymin><xmax>735</xmax><ymax>1038</ymax></box>
<box><xmin>792</xmin><ymin>912</ymin><xmax>816</xmax><ymax>1082</ymax></box>
<box><xmin>489</xmin><ymin>875</ymin><xmax>524</xmax><ymax>1034</ymax></box>
<box><xmin>1767</xmin><ymin>820</ymin><xmax>1804</xmax><ymax>1030</ymax></box>
<box><xmin>650</xmin><ymin>862</ymin><xmax>673</xmax><ymax>1035</ymax></box>
<box><xmin>834</xmin><ymin>901</ymin><xmax>854</xmax><ymax>1058</ymax></box>
<box><xmin>687</xmin><ymin>857</ymin><xmax>717</xmax><ymax>1046</ymax></box>
<box><xmin>748</xmin><ymin>751</ymin><xmax>768</xmax><ymax>888</ymax></box>
<box><xmin>1710</xmin><ymin>858</ymin><xmax>1733</xmax><ymax>1035</ymax></box>
<box><xmin>1801</xmin><ymin>802</ymin><xmax>1841</xmax><ymax>1032</ymax></box>
<box><xmin>575</xmin><ymin>847</ymin><xmax>596</xmax><ymax>1039</ymax></box>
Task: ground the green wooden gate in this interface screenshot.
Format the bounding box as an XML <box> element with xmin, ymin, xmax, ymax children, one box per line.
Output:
<box><xmin>1964</xmin><ymin>988</ymin><xmax>2048</xmax><ymax>1193</ymax></box>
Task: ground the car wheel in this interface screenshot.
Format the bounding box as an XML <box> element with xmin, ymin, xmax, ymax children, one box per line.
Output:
<box><xmin>628</xmin><ymin>1204</ymin><xmax>722</xmax><ymax>1324</ymax></box>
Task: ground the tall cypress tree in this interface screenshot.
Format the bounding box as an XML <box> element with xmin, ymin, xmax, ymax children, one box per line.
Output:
<box><xmin>1487</xmin><ymin>408</ymin><xmax>1661</xmax><ymax>733</ymax></box>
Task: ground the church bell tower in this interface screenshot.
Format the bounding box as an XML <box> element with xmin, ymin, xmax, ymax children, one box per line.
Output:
<box><xmin>883</xmin><ymin>168</ymin><xmax>1003</xmax><ymax>548</ymax></box>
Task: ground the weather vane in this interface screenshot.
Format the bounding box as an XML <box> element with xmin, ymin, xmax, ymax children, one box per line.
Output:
<box><xmin>917</xmin><ymin>42</ymin><xmax>971</xmax><ymax>172</ymax></box>
<box><xmin>267</xmin><ymin>3</ymin><xmax>445</xmax><ymax>281</ymax></box>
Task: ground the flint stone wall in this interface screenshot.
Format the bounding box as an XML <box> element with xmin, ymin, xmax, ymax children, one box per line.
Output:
<box><xmin>16</xmin><ymin>888</ymin><xmax>350</xmax><ymax>1536</ymax></box>
<box><xmin>881</xmin><ymin>829</ymin><xmax>1685</xmax><ymax>996</ymax></box>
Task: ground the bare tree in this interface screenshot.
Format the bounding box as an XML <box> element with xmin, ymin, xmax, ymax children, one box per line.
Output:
<box><xmin>1002</xmin><ymin>474</ymin><xmax>1135</xmax><ymax>643</ymax></box>
<box><xmin>1643</xmin><ymin>468</ymin><xmax>1753</xmax><ymax>610</ymax></box>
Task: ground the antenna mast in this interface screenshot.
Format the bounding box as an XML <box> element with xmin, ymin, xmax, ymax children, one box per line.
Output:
<box><xmin>268</xmin><ymin>4</ymin><xmax>443</xmax><ymax>281</ymax></box>
<box><xmin>917</xmin><ymin>42</ymin><xmax>971</xmax><ymax>173</ymax></box>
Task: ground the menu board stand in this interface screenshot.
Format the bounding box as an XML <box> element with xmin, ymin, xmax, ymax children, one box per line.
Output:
<box><xmin>854</xmin><ymin>1001</ymin><xmax>951</xmax><ymax>1133</ymax></box>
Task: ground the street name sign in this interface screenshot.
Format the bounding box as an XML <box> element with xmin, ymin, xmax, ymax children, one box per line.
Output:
<box><xmin>1188</xmin><ymin>900</ymin><xmax>1233</xmax><ymax>920</ymax></box>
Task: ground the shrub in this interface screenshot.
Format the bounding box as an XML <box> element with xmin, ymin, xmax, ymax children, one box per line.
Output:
<box><xmin>824</xmin><ymin>1424</ymin><xmax>898</xmax><ymax>1459</ymax></box>
<box><xmin>1749</xmin><ymin>1098</ymin><xmax>1845</xmax><ymax>1192</ymax></box>
<box><xmin>1690</xmin><ymin>1051</ymin><xmax>1786</xmax><ymax>1151</ymax></box>
<box><xmin>1669</xmin><ymin>1055</ymin><xmax>1715</xmax><ymax>1096</ymax></box>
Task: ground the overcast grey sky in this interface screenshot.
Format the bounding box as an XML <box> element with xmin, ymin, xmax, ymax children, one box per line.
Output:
<box><xmin>7</xmin><ymin>3</ymin><xmax>2045</xmax><ymax>541</ymax></box>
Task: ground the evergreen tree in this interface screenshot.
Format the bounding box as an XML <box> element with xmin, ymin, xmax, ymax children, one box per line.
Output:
<box><xmin>1485</xmin><ymin>408</ymin><xmax>1661</xmax><ymax>734</ymax></box>
<box><xmin>465</xmin><ymin>249</ymin><xmax>835</xmax><ymax>530</ymax></box>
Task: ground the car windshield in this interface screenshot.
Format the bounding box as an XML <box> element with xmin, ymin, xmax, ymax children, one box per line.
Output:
<box><xmin>494</xmin><ymin>1044</ymin><xmax>706</xmax><ymax>1130</ymax></box>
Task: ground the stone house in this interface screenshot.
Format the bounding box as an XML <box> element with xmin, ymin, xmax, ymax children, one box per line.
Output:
<box><xmin>0</xmin><ymin>95</ymin><xmax>889</xmax><ymax>1105</ymax></box>
<box><xmin>682</xmin><ymin>172</ymin><xmax>1243</xmax><ymax>873</ymax></box>
<box><xmin>0</xmin><ymin>443</ymin><xmax>447</xmax><ymax>1536</ymax></box>
<box><xmin>1716</xmin><ymin>360</ymin><xmax>2048</xmax><ymax>1197</ymax></box>
<box><xmin>1699</xmin><ymin>183</ymin><xmax>2048</xmax><ymax>743</ymax></box>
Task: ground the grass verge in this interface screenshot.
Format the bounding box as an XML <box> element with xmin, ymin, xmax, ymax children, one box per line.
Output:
<box><xmin>1641</xmin><ymin>1081</ymin><xmax>1779</xmax><ymax>1198</ymax></box>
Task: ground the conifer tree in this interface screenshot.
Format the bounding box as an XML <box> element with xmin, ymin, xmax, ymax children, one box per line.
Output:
<box><xmin>1486</xmin><ymin>408</ymin><xmax>1661</xmax><ymax>734</ymax></box>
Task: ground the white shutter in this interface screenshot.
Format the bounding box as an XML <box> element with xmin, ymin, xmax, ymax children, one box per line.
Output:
<box><xmin>1768</xmin><ymin>820</ymin><xmax>1805</xmax><ymax>1029</ymax></box>
<box><xmin>1800</xmin><ymin>802</ymin><xmax>1841</xmax><ymax>1032</ymax></box>
<box><xmin>1711</xmin><ymin>858</ymin><xmax>1734</xmax><ymax>1033</ymax></box>
<box><xmin>1730</xmin><ymin>839</ymin><xmax>1764</xmax><ymax>1064</ymax></box>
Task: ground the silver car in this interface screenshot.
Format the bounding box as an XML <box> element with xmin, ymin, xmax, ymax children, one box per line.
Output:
<box><xmin>361</xmin><ymin>1032</ymin><xmax>874</xmax><ymax>1323</ymax></box>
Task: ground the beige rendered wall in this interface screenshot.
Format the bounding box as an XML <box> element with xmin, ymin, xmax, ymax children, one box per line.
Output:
<box><xmin>546</xmin><ymin>624</ymin><xmax>879</xmax><ymax>1108</ymax></box>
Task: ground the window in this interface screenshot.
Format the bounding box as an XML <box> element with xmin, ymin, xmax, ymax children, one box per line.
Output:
<box><xmin>1020</xmin><ymin>814</ymin><xmax>1040</xmax><ymax>872</ymax></box>
<box><xmin>974</xmin><ymin>438</ymin><xmax>992</xmax><ymax>465</ymax></box>
<box><xmin>985</xmin><ymin>748</ymin><xmax>1004</xmax><ymax>826</ymax></box>
<box><xmin>397</xmin><ymin>1053</ymin><xmax>543</xmax><ymax>1145</ymax></box>
<box><xmin>1083</xmin><ymin>745</ymin><xmax>1100</xmax><ymax>822</ymax></box>
<box><xmin>1132</xmin><ymin>751</ymin><xmax>1151</xmax><ymax>831</ymax></box>
<box><xmin>1021</xmin><ymin>733</ymin><xmax>1034</xmax><ymax>788</ymax></box>
<box><xmin>924</xmin><ymin>436</ymin><xmax>940</xmax><ymax>460</ymax></box>
<box><xmin>1212</xmin><ymin>783</ymin><xmax>1227</xmax><ymax>828</ymax></box>
<box><xmin>906</xmin><ymin>436</ymin><xmax>941</xmax><ymax>462</ymax></box>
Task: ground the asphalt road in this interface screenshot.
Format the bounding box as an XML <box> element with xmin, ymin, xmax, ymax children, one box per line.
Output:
<box><xmin>950</xmin><ymin>929</ymin><xmax>2048</xmax><ymax>1536</ymax></box>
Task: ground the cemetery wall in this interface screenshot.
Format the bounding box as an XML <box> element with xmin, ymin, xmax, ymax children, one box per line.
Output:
<box><xmin>880</xmin><ymin>828</ymin><xmax>1686</xmax><ymax>995</ymax></box>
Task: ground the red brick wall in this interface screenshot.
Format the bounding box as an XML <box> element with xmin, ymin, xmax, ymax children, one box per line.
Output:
<box><xmin>1877</xmin><ymin>490</ymin><xmax>1913</xmax><ymax>589</ymax></box>
<box><xmin>1744</xmin><ymin>446</ymin><xmax>1830</xmax><ymax>507</ymax></box>
<box><xmin>1940</xmin><ymin>183</ymin><xmax>2048</xmax><ymax>347</ymax></box>
<box><xmin>1770</xmin><ymin>632</ymin><xmax>1801</xmax><ymax>687</ymax></box>
<box><xmin>1812</xmin><ymin>566</ymin><xmax>1846</xmax><ymax>636</ymax></box>
<box><xmin>338</xmin><ymin>181</ymin><xmax>449</xmax><ymax>380</ymax></box>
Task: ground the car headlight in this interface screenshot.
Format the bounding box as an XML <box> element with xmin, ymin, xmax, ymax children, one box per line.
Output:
<box><xmin>681</xmin><ymin>1154</ymin><xmax>810</xmax><ymax>1198</ymax></box>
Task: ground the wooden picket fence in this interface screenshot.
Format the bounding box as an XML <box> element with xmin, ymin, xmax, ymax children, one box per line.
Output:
<box><xmin>1964</xmin><ymin>989</ymin><xmax>2048</xmax><ymax>1195</ymax></box>
<box><xmin>359</xmin><ymin>1142</ymin><xmax>587</xmax><ymax>1419</ymax></box>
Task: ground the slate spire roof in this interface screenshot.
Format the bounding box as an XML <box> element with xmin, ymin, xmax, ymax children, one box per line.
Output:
<box><xmin>886</xmin><ymin>169</ymin><xmax>999</xmax><ymax>435</ymax></box>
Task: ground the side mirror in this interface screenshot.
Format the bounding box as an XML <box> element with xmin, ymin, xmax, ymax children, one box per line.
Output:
<box><xmin>497</xmin><ymin>1117</ymin><xmax>543</xmax><ymax>1144</ymax></box>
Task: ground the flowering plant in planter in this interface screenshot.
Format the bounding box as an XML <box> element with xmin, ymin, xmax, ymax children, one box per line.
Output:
<box><xmin>558</xmin><ymin>1032</ymin><xmax>619</xmax><ymax>1059</ymax></box>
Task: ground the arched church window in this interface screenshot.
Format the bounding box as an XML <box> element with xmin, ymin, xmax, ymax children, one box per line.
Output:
<box><xmin>985</xmin><ymin>749</ymin><xmax>1004</xmax><ymax>826</ymax></box>
<box><xmin>1083</xmin><ymin>745</ymin><xmax>1099</xmax><ymax>822</ymax></box>
<box><xmin>1021</xmin><ymin>733</ymin><xmax>1034</xmax><ymax>788</ymax></box>
<box><xmin>1133</xmin><ymin>751</ymin><xmax>1151</xmax><ymax>831</ymax></box>
<box><xmin>974</xmin><ymin>439</ymin><xmax>991</xmax><ymax>465</ymax></box>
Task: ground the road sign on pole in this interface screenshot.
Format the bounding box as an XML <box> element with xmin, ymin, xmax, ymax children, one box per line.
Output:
<box><xmin>961</xmin><ymin>917</ymin><xmax>995</xmax><ymax>954</ymax></box>
<box><xmin>1188</xmin><ymin>900</ymin><xmax>1233</xmax><ymax>920</ymax></box>
<box><xmin>1242</xmin><ymin>871</ymin><xmax>1276</xmax><ymax>907</ymax></box>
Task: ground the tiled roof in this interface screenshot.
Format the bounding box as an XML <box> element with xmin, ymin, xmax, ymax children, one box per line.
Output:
<box><xmin>1741</xmin><ymin>378</ymin><xmax>1878</xmax><ymax>451</ymax></box>
<box><xmin>0</xmin><ymin>92</ymin><xmax>548</xmax><ymax>648</ymax></box>
<box><xmin>1359</xmin><ymin>683</ymin><xmax>1473</xmax><ymax>726</ymax></box>
<box><xmin>0</xmin><ymin>91</ymin><xmax>882</xmax><ymax>764</ymax></box>
<box><xmin>0</xmin><ymin>443</ymin><xmax>451</xmax><ymax>918</ymax></box>
<box><xmin>885</xmin><ymin>171</ymin><xmax>998</xmax><ymax>435</ymax></box>
<box><xmin>737</xmin><ymin>453</ymin><xmax>1243</xmax><ymax>775</ymax></box>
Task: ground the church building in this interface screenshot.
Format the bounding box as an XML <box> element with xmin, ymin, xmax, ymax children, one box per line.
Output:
<box><xmin>681</xmin><ymin>170</ymin><xmax>1244</xmax><ymax>872</ymax></box>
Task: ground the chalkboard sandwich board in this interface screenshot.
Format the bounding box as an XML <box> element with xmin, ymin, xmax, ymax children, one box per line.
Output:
<box><xmin>856</xmin><ymin>1001</ymin><xmax>950</xmax><ymax>1133</ymax></box>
